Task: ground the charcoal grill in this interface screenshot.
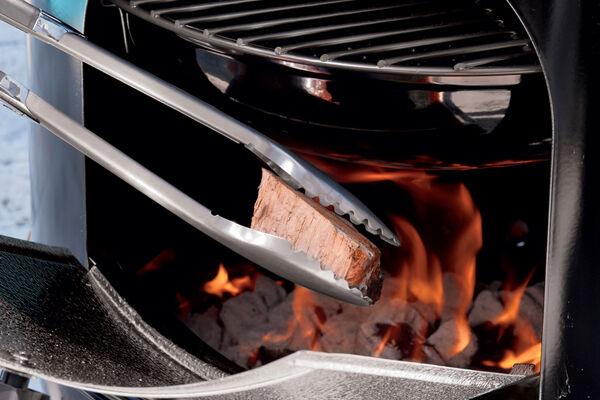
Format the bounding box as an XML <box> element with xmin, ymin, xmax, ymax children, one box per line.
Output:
<box><xmin>0</xmin><ymin>0</ymin><xmax>599</xmax><ymax>398</ymax></box>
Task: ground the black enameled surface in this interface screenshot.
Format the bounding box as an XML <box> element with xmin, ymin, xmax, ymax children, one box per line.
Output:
<box><xmin>509</xmin><ymin>0</ymin><xmax>600</xmax><ymax>398</ymax></box>
<box><xmin>0</xmin><ymin>235</ymin><xmax>224</xmax><ymax>388</ymax></box>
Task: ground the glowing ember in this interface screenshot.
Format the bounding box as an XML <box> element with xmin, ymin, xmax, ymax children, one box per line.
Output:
<box><xmin>137</xmin><ymin>248</ymin><xmax>176</xmax><ymax>276</ymax></box>
<box><xmin>203</xmin><ymin>262</ymin><xmax>253</xmax><ymax>298</ymax></box>
<box><xmin>387</xmin><ymin>216</ymin><xmax>444</xmax><ymax>316</ymax></box>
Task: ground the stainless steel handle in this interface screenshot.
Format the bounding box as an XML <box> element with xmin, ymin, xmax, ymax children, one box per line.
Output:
<box><xmin>0</xmin><ymin>0</ymin><xmax>39</xmax><ymax>31</ymax></box>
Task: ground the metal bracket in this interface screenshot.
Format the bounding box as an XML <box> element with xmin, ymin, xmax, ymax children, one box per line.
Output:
<box><xmin>32</xmin><ymin>11</ymin><xmax>80</xmax><ymax>41</ymax></box>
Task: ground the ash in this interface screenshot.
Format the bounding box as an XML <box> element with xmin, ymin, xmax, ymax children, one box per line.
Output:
<box><xmin>186</xmin><ymin>273</ymin><xmax>543</xmax><ymax>370</ymax></box>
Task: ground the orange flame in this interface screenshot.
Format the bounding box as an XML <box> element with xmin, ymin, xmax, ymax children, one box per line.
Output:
<box><xmin>483</xmin><ymin>267</ymin><xmax>541</xmax><ymax>371</ymax></box>
<box><xmin>291</xmin><ymin>286</ymin><xmax>325</xmax><ymax>351</ymax></box>
<box><xmin>192</xmin><ymin>158</ymin><xmax>541</xmax><ymax>371</ymax></box>
<box><xmin>387</xmin><ymin>176</ymin><xmax>480</xmax><ymax>358</ymax></box>
<box><xmin>492</xmin><ymin>268</ymin><xmax>536</xmax><ymax>326</ymax></box>
<box><xmin>483</xmin><ymin>319</ymin><xmax>542</xmax><ymax>371</ymax></box>
<box><xmin>388</xmin><ymin>216</ymin><xmax>444</xmax><ymax>315</ymax></box>
<box><xmin>202</xmin><ymin>262</ymin><xmax>253</xmax><ymax>297</ymax></box>
<box><xmin>483</xmin><ymin>342</ymin><xmax>542</xmax><ymax>370</ymax></box>
<box><xmin>373</xmin><ymin>326</ymin><xmax>394</xmax><ymax>357</ymax></box>
<box><xmin>251</xmin><ymin>162</ymin><xmax>483</xmax><ymax>363</ymax></box>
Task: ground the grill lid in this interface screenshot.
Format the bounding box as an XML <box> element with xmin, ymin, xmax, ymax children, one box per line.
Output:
<box><xmin>111</xmin><ymin>0</ymin><xmax>540</xmax><ymax>80</ymax></box>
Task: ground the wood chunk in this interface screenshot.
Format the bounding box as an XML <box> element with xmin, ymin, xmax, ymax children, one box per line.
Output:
<box><xmin>251</xmin><ymin>168</ymin><xmax>383</xmax><ymax>301</ymax></box>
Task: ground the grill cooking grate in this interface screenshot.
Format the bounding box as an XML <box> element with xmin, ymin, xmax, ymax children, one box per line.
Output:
<box><xmin>111</xmin><ymin>0</ymin><xmax>541</xmax><ymax>78</ymax></box>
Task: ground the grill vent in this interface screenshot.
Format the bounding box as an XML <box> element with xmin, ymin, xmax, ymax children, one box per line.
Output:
<box><xmin>112</xmin><ymin>0</ymin><xmax>540</xmax><ymax>77</ymax></box>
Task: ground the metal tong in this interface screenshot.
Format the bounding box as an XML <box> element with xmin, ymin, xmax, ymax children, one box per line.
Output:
<box><xmin>0</xmin><ymin>0</ymin><xmax>399</xmax><ymax>306</ymax></box>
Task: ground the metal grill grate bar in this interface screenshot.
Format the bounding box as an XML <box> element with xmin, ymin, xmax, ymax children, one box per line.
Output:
<box><xmin>321</xmin><ymin>31</ymin><xmax>511</xmax><ymax>61</ymax></box>
<box><xmin>130</xmin><ymin>0</ymin><xmax>178</xmax><ymax>6</ymax></box>
<box><xmin>112</xmin><ymin>0</ymin><xmax>542</xmax><ymax>80</ymax></box>
<box><xmin>200</xmin><ymin>3</ymin><xmax>424</xmax><ymax>35</ymax></box>
<box><xmin>239</xmin><ymin>9</ymin><xmax>465</xmax><ymax>45</ymax></box>
<box><xmin>276</xmin><ymin>19</ymin><xmax>485</xmax><ymax>55</ymax></box>
<box><xmin>175</xmin><ymin>0</ymin><xmax>358</xmax><ymax>26</ymax></box>
<box><xmin>378</xmin><ymin>38</ymin><xmax>528</xmax><ymax>67</ymax></box>
<box><xmin>453</xmin><ymin>50</ymin><xmax>534</xmax><ymax>70</ymax></box>
<box><xmin>150</xmin><ymin>0</ymin><xmax>266</xmax><ymax>18</ymax></box>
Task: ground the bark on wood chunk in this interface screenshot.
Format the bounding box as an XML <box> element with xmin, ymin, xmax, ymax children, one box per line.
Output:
<box><xmin>251</xmin><ymin>169</ymin><xmax>383</xmax><ymax>301</ymax></box>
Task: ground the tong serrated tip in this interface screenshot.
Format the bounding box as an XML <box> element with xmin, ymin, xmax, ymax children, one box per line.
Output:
<box><xmin>301</xmin><ymin>182</ymin><xmax>401</xmax><ymax>247</ymax></box>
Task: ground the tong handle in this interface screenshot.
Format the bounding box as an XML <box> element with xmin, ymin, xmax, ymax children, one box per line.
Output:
<box><xmin>0</xmin><ymin>0</ymin><xmax>39</xmax><ymax>31</ymax></box>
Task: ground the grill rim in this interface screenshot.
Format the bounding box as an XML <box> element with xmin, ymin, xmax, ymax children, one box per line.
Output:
<box><xmin>110</xmin><ymin>0</ymin><xmax>542</xmax><ymax>86</ymax></box>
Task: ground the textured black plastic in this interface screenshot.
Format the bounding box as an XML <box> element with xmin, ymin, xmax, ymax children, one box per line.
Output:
<box><xmin>0</xmin><ymin>235</ymin><xmax>225</xmax><ymax>389</ymax></box>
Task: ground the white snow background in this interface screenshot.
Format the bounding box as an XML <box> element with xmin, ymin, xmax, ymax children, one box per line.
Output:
<box><xmin>0</xmin><ymin>23</ymin><xmax>31</xmax><ymax>239</ymax></box>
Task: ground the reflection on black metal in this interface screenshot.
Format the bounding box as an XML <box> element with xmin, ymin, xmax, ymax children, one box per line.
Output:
<box><xmin>509</xmin><ymin>0</ymin><xmax>600</xmax><ymax>398</ymax></box>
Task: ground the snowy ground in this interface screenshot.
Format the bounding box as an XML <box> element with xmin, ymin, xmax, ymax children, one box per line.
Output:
<box><xmin>0</xmin><ymin>23</ymin><xmax>31</xmax><ymax>239</ymax></box>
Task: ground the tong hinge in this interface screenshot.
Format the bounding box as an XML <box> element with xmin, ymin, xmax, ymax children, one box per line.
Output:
<box><xmin>0</xmin><ymin>72</ymin><xmax>34</xmax><ymax>119</ymax></box>
<box><xmin>32</xmin><ymin>11</ymin><xmax>79</xmax><ymax>41</ymax></box>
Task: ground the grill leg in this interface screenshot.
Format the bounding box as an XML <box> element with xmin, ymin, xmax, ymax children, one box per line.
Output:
<box><xmin>509</xmin><ymin>0</ymin><xmax>600</xmax><ymax>398</ymax></box>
